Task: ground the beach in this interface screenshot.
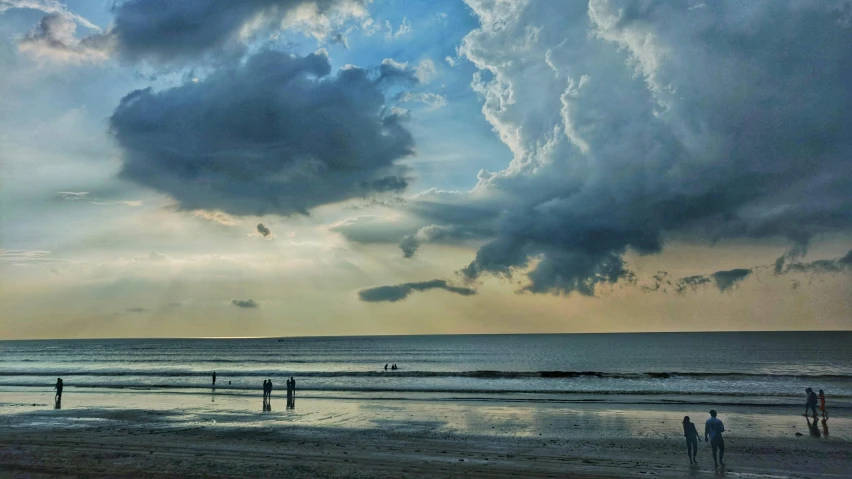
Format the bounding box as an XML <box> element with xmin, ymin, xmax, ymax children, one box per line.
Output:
<box><xmin>1</xmin><ymin>386</ymin><xmax>850</xmax><ymax>478</ymax></box>
<box><xmin>2</xmin><ymin>334</ymin><xmax>851</xmax><ymax>477</ymax></box>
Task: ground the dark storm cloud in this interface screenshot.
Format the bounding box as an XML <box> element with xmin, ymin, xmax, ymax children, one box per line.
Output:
<box><xmin>231</xmin><ymin>299</ymin><xmax>259</xmax><ymax>308</ymax></box>
<box><xmin>15</xmin><ymin>0</ymin><xmax>366</xmax><ymax>64</ymax></box>
<box><xmin>710</xmin><ymin>269</ymin><xmax>752</xmax><ymax>292</ymax></box>
<box><xmin>673</xmin><ymin>275</ymin><xmax>712</xmax><ymax>295</ymax></box>
<box><xmin>257</xmin><ymin>223</ymin><xmax>271</xmax><ymax>237</ymax></box>
<box><xmin>110</xmin><ymin>49</ymin><xmax>416</xmax><ymax>216</ymax></box>
<box><xmin>358</xmin><ymin>280</ymin><xmax>476</xmax><ymax>303</ymax></box>
<box><xmin>780</xmin><ymin>250</ymin><xmax>852</xmax><ymax>275</ymax></box>
<box><xmin>110</xmin><ymin>0</ymin><xmax>365</xmax><ymax>63</ymax></box>
<box><xmin>389</xmin><ymin>0</ymin><xmax>852</xmax><ymax>296</ymax></box>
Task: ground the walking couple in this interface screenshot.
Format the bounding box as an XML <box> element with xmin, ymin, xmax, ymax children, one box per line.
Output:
<box><xmin>262</xmin><ymin>379</ymin><xmax>273</xmax><ymax>411</ymax></box>
<box><xmin>682</xmin><ymin>410</ymin><xmax>725</xmax><ymax>467</ymax></box>
<box><xmin>286</xmin><ymin>376</ymin><xmax>296</xmax><ymax>408</ymax></box>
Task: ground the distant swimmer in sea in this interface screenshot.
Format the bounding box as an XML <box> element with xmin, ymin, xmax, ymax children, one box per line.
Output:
<box><xmin>212</xmin><ymin>371</ymin><xmax>217</xmax><ymax>387</ymax></box>
<box><xmin>704</xmin><ymin>410</ymin><xmax>725</xmax><ymax>467</ymax></box>
<box><xmin>804</xmin><ymin>388</ymin><xmax>818</xmax><ymax>418</ymax></box>
<box><xmin>384</xmin><ymin>363</ymin><xmax>388</xmax><ymax>371</ymax></box>
<box><xmin>54</xmin><ymin>377</ymin><xmax>63</xmax><ymax>402</ymax></box>
<box><xmin>682</xmin><ymin>416</ymin><xmax>701</xmax><ymax>464</ymax></box>
<box><xmin>818</xmin><ymin>389</ymin><xmax>828</xmax><ymax>419</ymax></box>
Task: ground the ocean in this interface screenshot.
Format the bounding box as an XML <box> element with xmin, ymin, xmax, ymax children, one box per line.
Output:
<box><xmin>1</xmin><ymin>332</ymin><xmax>851</xmax><ymax>407</ymax></box>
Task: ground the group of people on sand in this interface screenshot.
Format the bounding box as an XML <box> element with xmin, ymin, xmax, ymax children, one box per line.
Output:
<box><xmin>384</xmin><ymin>363</ymin><xmax>398</xmax><ymax>370</ymax></box>
<box><xmin>682</xmin><ymin>410</ymin><xmax>726</xmax><ymax>467</ymax></box>
<box><xmin>804</xmin><ymin>387</ymin><xmax>830</xmax><ymax>438</ymax></box>
<box><xmin>261</xmin><ymin>377</ymin><xmax>296</xmax><ymax>410</ymax></box>
<box><xmin>683</xmin><ymin>390</ymin><xmax>832</xmax><ymax>467</ymax></box>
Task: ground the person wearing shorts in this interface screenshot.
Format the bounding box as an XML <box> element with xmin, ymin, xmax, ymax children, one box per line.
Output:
<box><xmin>704</xmin><ymin>410</ymin><xmax>725</xmax><ymax>467</ymax></box>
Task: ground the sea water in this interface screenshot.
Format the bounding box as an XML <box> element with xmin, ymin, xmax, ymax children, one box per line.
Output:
<box><xmin>1</xmin><ymin>332</ymin><xmax>850</xmax><ymax>407</ymax></box>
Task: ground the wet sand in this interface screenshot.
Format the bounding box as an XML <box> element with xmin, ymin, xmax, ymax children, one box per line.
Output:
<box><xmin>1</xmin><ymin>387</ymin><xmax>850</xmax><ymax>478</ymax></box>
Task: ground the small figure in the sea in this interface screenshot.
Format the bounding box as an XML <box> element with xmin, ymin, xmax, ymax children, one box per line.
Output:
<box><xmin>704</xmin><ymin>410</ymin><xmax>725</xmax><ymax>467</ymax></box>
<box><xmin>804</xmin><ymin>388</ymin><xmax>818</xmax><ymax>418</ymax></box>
<box><xmin>54</xmin><ymin>378</ymin><xmax>63</xmax><ymax>403</ymax></box>
<box><xmin>384</xmin><ymin>363</ymin><xmax>388</xmax><ymax>371</ymax></box>
<box><xmin>818</xmin><ymin>389</ymin><xmax>827</xmax><ymax>419</ymax></box>
<box><xmin>212</xmin><ymin>371</ymin><xmax>217</xmax><ymax>387</ymax></box>
<box><xmin>267</xmin><ymin>379</ymin><xmax>273</xmax><ymax>399</ymax></box>
<box><xmin>682</xmin><ymin>416</ymin><xmax>701</xmax><ymax>464</ymax></box>
<box><xmin>263</xmin><ymin>379</ymin><xmax>268</xmax><ymax>399</ymax></box>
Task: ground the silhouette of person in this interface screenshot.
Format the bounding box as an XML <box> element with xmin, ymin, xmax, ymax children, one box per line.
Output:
<box><xmin>384</xmin><ymin>363</ymin><xmax>388</xmax><ymax>371</ymax></box>
<box><xmin>267</xmin><ymin>379</ymin><xmax>273</xmax><ymax>400</ymax></box>
<box><xmin>54</xmin><ymin>378</ymin><xmax>63</xmax><ymax>403</ymax></box>
<box><xmin>285</xmin><ymin>377</ymin><xmax>296</xmax><ymax>408</ymax></box>
<box><xmin>682</xmin><ymin>416</ymin><xmax>701</xmax><ymax>464</ymax></box>
<box><xmin>212</xmin><ymin>371</ymin><xmax>217</xmax><ymax>387</ymax></box>
<box><xmin>704</xmin><ymin>410</ymin><xmax>725</xmax><ymax>467</ymax></box>
<box><xmin>805</xmin><ymin>388</ymin><xmax>818</xmax><ymax>418</ymax></box>
<box><xmin>818</xmin><ymin>389</ymin><xmax>827</xmax><ymax>419</ymax></box>
<box><xmin>806</xmin><ymin>415</ymin><xmax>821</xmax><ymax>438</ymax></box>
<box><xmin>263</xmin><ymin>379</ymin><xmax>268</xmax><ymax>399</ymax></box>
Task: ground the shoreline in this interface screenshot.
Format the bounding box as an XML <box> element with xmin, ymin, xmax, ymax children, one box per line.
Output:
<box><xmin>2</xmin><ymin>387</ymin><xmax>850</xmax><ymax>478</ymax></box>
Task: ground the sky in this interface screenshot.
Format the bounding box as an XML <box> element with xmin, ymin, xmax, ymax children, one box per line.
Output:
<box><xmin>0</xmin><ymin>0</ymin><xmax>850</xmax><ymax>339</ymax></box>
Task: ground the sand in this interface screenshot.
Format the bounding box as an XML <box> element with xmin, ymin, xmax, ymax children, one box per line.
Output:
<box><xmin>1</xmin><ymin>387</ymin><xmax>850</xmax><ymax>478</ymax></box>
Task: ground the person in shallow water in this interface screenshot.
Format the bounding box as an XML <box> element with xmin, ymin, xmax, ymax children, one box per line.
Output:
<box><xmin>704</xmin><ymin>410</ymin><xmax>725</xmax><ymax>467</ymax></box>
<box><xmin>262</xmin><ymin>380</ymin><xmax>268</xmax><ymax>399</ymax></box>
<box><xmin>212</xmin><ymin>371</ymin><xmax>216</xmax><ymax>387</ymax></box>
<box><xmin>286</xmin><ymin>377</ymin><xmax>296</xmax><ymax>408</ymax></box>
<box><xmin>54</xmin><ymin>377</ymin><xmax>63</xmax><ymax>402</ymax></box>
<box><xmin>682</xmin><ymin>416</ymin><xmax>701</xmax><ymax>464</ymax></box>
<box><xmin>805</xmin><ymin>388</ymin><xmax>818</xmax><ymax>418</ymax></box>
<box><xmin>818</xmin><ymin>389</ymin><xmax>828</xmax><ymax>419</ymax></box>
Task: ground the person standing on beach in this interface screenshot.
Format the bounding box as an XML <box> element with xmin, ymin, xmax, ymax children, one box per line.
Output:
<box><xmin>212</xmin><ymin>371</ymin><xmax>217</xmax><ymax>387</ymax></box>
<box><xmin>682</xmin><ymin>416</ymin><xmax>701</xmax><ymax>464</ymax></box>
<box><xmin>54</xmin><ymin>378</ymin><xmax>63</xmax><ymax>402</ymax></box>
<box><xmin>818</xmin><ymin>389</ymin><xmax>827</xmax><ymax>419</ymax></box>
<box><xmin>262</xmin><ymin>380</ymin><xmax>268</xmax><ymax>399</ymax></box>
<box><xmin>704</xmin><ymin>410</ymin><xmax>725</xmax><ymax>467</ymax></box>
<box><xmin>286</xmin><ymin>377</ymin><xmax>296</xmax><ymax>408</ymax></box>
<box><xmin>805</xmin><ymin>388</ymin><xmax>818</xmax><ymax>418</ymax></box>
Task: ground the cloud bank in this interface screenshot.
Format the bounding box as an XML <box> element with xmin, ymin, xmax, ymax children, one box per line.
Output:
<box><xmin>370</xmin><ymin>0</ymin><xmax>852</xmax><ymax>296</ymax></box>
<box><xmin>12</xmin><ymin>0</ymin><xmax>368</xmax><ymax>64</ymax></box>
<box><xmin>110</xmin><ymin>49</ymin><xmax>416</xmax><ymax>216</ymax></box>
<box><xmin>231</xmin><ymin>299</ymin><xmax>259</xmax><ymax>308</ymax></box>
<box><xmin>359</xmin><ymin>280</ymin><xmax>476</xmax><ymax>302</ymax></box>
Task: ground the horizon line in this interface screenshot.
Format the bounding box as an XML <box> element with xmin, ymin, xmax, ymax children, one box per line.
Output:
<box><xmin>2</xmin><ymin>329</ymin><xmax>851</xmax><ymax>341</ymax></box>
